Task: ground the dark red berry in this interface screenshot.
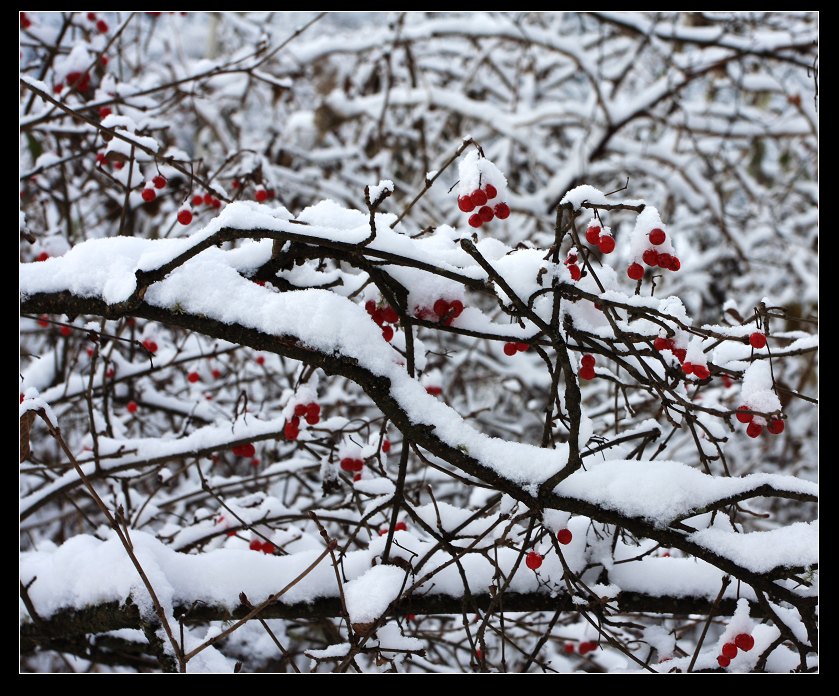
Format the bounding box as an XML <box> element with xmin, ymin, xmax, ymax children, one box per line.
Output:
<box><xmin>657</xmin><ymin>253</ymin><xmax>673</xmax><ymax>268</ymax></box>
<box><xmin>255</xmin><ymin>355</ymin><xmax>265</xmax><ymax>365</ymax></box>
<box><xmin>127</xmin><ymin>401</ymin><xmax>138</xmax><ymax>414</ymax></box>
<box><xmin>563</xmin><ymin>643</ymin><xmax>575</xmax><ymax>654</ymax></box>
<box><xmin>353</xmin><ymin>472</ymin><xmax>362</xmax><ymax>482</ymax></box>
<box><xmin>673</xmin><ymin>348</ymin><xmax>687</xmax><ymax>363</ymax></box>
<box><xmin>306</xmin><ymin>403</ymin><xmax>321</xmax><ymax>420</ymax></box>
<box><xmin>565</xmin><ymin>253</ymin><xmax>578</xmax><ymax>264</ymax></box>
<box><xmin>87</xmin><ymin>12</ymin><xmax>97</xmax><ymax>21</ymax></box>
<box><xmin>649</xmin><ymin>228</ymin><xmax>666</xmax><ymax>245</ymax></box>
<box><xmin>255</xmin><ymin>189</ymin><xmax>268</xmax><ymax>202</ymax></box>
<box><xmin>692</xmin><ymin>365</ymin><xmax>710</xmax><ymax>380</ymax></box>
<box><xmin>426</xmin><ymin>386</ymin><xmax>442</xmax><ymax>396</ymax></box>
<box><xmin>394</xmin><ymin>521</ymin><xmax>408</xmax><ymax>532</ymax></box>
<box><xmin>579</xmin><ymin>366</ymin><xmax>595</xmax><ymax>380</ymax></box>
<box><xmin>433</xmin><ymin>299</ymin><xmax>450</xmax><ymax>317</ymax></box>
<box><xmin>682</xmin><ymin>362</ymin><xmax>694</xmax><ymax>375</ymax></box>
<box><xmin>284</xmin><ymin>420</ymin><xmax>299</xmax><ymax>440</ymax></box>
<box><xmin>37</xmin><ymin>315</ymin><xmax>49</xmax><ymax>327</ymax></box>
<box><xmin>294</xmin><ymin>404</ymin><xmax>308</xmax><ymax>418</ymax></box>
<box><xmin>721</xmin><ymin>643</ymin><xmax>738</xmax><ymax>660</ymax></box>
<box><xmin>746</xmin><ymin>422</ymin><xmax>762</xmax><ymax>438</ymax></box>
<box><xmin>211</xmin><ymin>369</ymin><xmax>222</xmax><ymax>379</ymax></box>
<box><xmin>525</xmin><ymin>551</ymin><xmax>543</xmax><ymax>570</ymax></box>
<box><xmin>187</xmin><ymin>371</ymin><xmax>200</xmax><ymax>383</ymax></box>
<box><xmin>767</xmin><ymin>419</ymin><xmax>784</xmax><ymax>435</ymax></box>
<box><xmin>382</xmin><ymin>439</ymin><xmax>391</xmax><ymax>453</ymax></box>
<box><xmin>503</xmin><ymin>342</ymin><xmax>517</xmax><ymax>356</ymax></box>
<box><xmin>382</xmin><ymin>325</ymin><xmax>394</xmax><ymax>342</ymax></box>
<box><xmin>99</xmin><ymin>106</ymin><xmax>112</xmax><ymax>119</ymax></box>
<box><xmin>597</xmin><ymin>235</ymin><xmax>615</xmax><ymax>254</ymax></box>
<box><xmin>734</xmin><ymin>634</ymin><xmax>755</xmax><ymax>652</ymax></box>
<box><xmin>340</xmin><ymin>457</ymin><xmax>355</xmax><ymax>472</ymax></box>
<box><xmin>382</xmin><ymin>306</ymin><xmax>399</xmax><ymax>324</ymax></box>
<box><xmin>585</xmin><ymin>226</ymin><xmax>601</xmax><ymax>245</ymax></box>
<box><xmin>96</xmin><ymin>19</ymin><xmax>109</xmax><ymax>33</ymax></box>
<box><xmin>141</xmin><ymin>188</ymin><xmax>156</xmax><ymax>202</ymax></box>
<box><xmin>653</xmin><ymin>337</ymin><xmax>671</xmax><ymax>352</ymax></box>
<box><xmin>470</xmin><ymin>189</ymin><xmax>488</xmax><ymax>207</ymax></box>
<box><xmin>365</xmin><ymin>300</ymin><xmax>377</xmax><ymax>315</ymax></box>
<box><xmin>484</xmin><ymin>184</ymin><xmax>497</xmax><ymax>200</ymax></box>
<box><xmin>262</xmin><ymin>542</ymin><xmax>275</xmax><ymax>555</ymax></box>
<box><xmin>36</xmin><ymin>251</ymin><xmax>49</xmax><ymax>262</ymax></box>
<box><xmin>749</xmin><ymin>332</ymin><xmax>767</xmax><ymax>349</ymax></box>
<box><xmin>458</xmin><ymin>195</ymin><xmax>475</xmax><ymax>213</ymax></box>
<box><xmin>669</xmin><ymin>257</ymin><xmax>681</xmax><ymax>272</ymax></box>
<box><xmin>568</xmin><ymin>264</ymin><xmax>581</xmax><ymax>281</ymax></box>
<box><xmin>581</xmin><ymin>354</ymin><xmax>595</xmax><ymax>368</ymax></box>
<box><xmin>191</xmin><ymin>195</ymin><xmax>203</xmax><ymax>207</ymax></box>
<box><xmin>717</xmin><ymin>655</ymin><xmax>730</xmax><ymax>668</ymax></box>
<box><xmin>515</xmin><ymin>342</ymin><xmax>529</xmax><ymax>352</ymax></box>
<box><xmin>177</xmin><ymin>209</ymin><xmax>193</xmax><ymax>225</ymax></box>
<box><xmin>449</xmin><ymin>300</ymin><xmax>464</xmax><ymax>317</ymax></box>
<box><xmin>142</xmin><ymin>339</ymin><xmax>158</xmax><ymax>354</ymax></box>
<box><xmin>642</xmin><ymin>249</ymin><xmax>659</xmax><ymax>266</ymax></box>
<box><xmin>152</xmin><ymin>175</ymin><xmax>166</xmax><ymax>189</ymax></box>
<box><xmin>478</xmin><ymin>205</ymin><xmax>494</xmax><ymax>222</ymax></box>
<box><xmin>21</xmin><ymin>12</ymin><xmax>31</xmax><ymax>28</ymax></box>
<box><xmin>468</xmin><ymin>214</ymin><xmax>482</xmax><ymax>228</ymax></box>
<box><xmin>627</xmin><ymin>263</ymin><xmax>644</xmax><ymax>281</ymax></box>
<box><xmin>493</xmin><ymin>202</ymin><xmax>510</xmax><ymax>219</ymax></box>
<box><xmin>249</xmin><ymin>539</ymin><xmax>262</xmax><ymax>551</ymax></box>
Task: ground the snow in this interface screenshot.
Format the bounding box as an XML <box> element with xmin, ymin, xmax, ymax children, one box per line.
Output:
<box><xmin>343</xmin><ymin>565</ymin><xmax>407</xmax><ymax>624</ymax></box>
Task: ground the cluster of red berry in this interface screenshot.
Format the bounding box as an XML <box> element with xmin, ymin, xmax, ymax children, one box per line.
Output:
<box><xmin>141</xmin><ymin>175</ymin><xmax>167</xmax><ymax>203</ymax></box>
<box><xmin>85</xmin><ymin>12</ymin><xmax>109</xmax><ymax>33</ymax></box>
<box><xmin>365</xmin><ymin>300</ymin><xmax>400</xmax><ymax>341</ymax></box>
<box><xmin>340</xmin><ymin>456</ymin><xmax>366</xmax><ymax>473</ymax></box>
<box><xmin>652</xmin><ymin>337</ymin><xmax>710</xmax><ymax>377</ymax></box>
<box><xmin>564</xmin><ymin>251</ymin><xmax>582</xmax><ymax>281</ymax></box>
<box><xmin>564</xmin><ymin>641</ymin><xmax>598</xmax><ymax>655</ymax></box>
<box><xmin>736</xmin><ymin>406</ymin><xmax>784</xmax><ymax>438</ymax></box>
<box><xmin>379</xmin><ymin>521</ymin><xmax>408</xmax><ymax>535</ymax></box>
<box><xmin>579</xmin><ymin>354</ymin><xmax>596</xmax><ymax>381</ymax></box>
<box><xmin>254</xmin><ymin>186</ymin><xmax>276</xmax><ymax>202</ymax></box>
<box><xmin>503</xmin><ymin>341</ymin><xmax>530</xmax><ymax>356</ymax></box>
<box><xmin>584</xmin><ymin>225</ymin><xmax>616</xmax><ymax>254</ymax></box>
<box><xmin>414</xmin><ymin>299</ymin><xmax>465</xmax><ymax>327</ymax></box>
<box><xmin>191</xmin><ymin>192</ymin><xmax>223</xmax><ymax>210</ymax></box>
<box><xmin>717</xmin><ymin>633</ymin><xmax>755</xmax><ymax>668</ymax></box>
<box><xmin>95</xmin><ymin>153</ymin><xmax>124</xmax><ymax>170</ymax></box>
<box><xmin>458</xmin><ymin>184</ymin><xmax>510</xmax><ymax>228</ymax></box>
<box><xmin>249</xmin><ymin>538</ymin><xmax>275</xmax><ymax>554</ymax></box>
<box><xmin>628</xmin><ymin>228</ymin><xmax>681</xmax><ymax>280</ymax></box>
<box><xmin>141</xmin><ymin>338</ymin><xmax>158</xmax><ymax>354</ymax></box>
<box><xmin>284</xmin><ymin>402</ymin><xmax>321</xmax><ymax>440</ymax></box>
<box><xmin>232</xmin><ymin>443</ymin><xmax>256</xmax><ymax>458</ymax></box>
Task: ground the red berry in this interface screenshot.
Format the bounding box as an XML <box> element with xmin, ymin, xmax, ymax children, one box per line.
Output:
<box><xmin>565</xmin><ymin>253</ymin><xmax>578</xmax><ymax>264</ymax></box>
<box><xmin>211</xmin><ymin>369</ymin><xmax>222</xmax><ymax>379</ymax></box>
<box><xmin>717</xmin><ymin>655</ymin><xmax>730</xmax><ymax>668</ymax></box>
<box><xmin>579</xmin><ymin>641</ymin><xmax>597</xmax><ymax>655</ymax></box>
<box><xmin>187</xmin><ymin>371</ymin><xmax>200</xmax><ymax>383</ymax></box>
<box><xmin>433</xmin><ymin>299</ymin><xmax>450</xmax><ymax>317</ymax></box>
<box><xmin>100</xmin><ymin>55</ymin><xmax>109</xmax><ymax>66</ymax></box>
<box><xmin>382</xmin><ymin>306</ymin><xmax>399</xmax><ymax>324</ymax></box>
<box><xmin>394</xmin><ymin>521</ymin><xmax>408</xmax><ymax>532</ymax></box>
<box><xmin>746</xmin><ymin>422</ymin><xmax>762</xmax><ymax>438</ymax></box>
<box><xmin>682</xmin><ymin>362</ymin><xmax>694</xmax><ymax>375</ymax></box>
<box><xmin>340</xmin><ymin>457</ymin><xmax>355</xmax><ymax>472</ymax></box>
<box><xmin>21</xmin><ymin>12</ymin><xmax>31</xmax><ymax>28</ymax></box>
<box><xmin>449</xmin><ymin>299</ymin><xmax>464</xmax><ymax>317</ymax></box>
<box><xmin>557</xmin><ymin>529</ymin><xmax>572</xmax><ymax>545</ymax></box>
<box><xmin>87</xmin><ymin>12</ymin><xmax>97</xmax><ymax>21</ymax></box>
<box><xmin>734</xmin><ymin>634</ymin><xmax>755</xmax><ymax>652</ymax></box>
<box><xmin>585</xmin><ymin>226</ymin><xmax>601</xmax><ymax>245</ymax></box>
<box><xmin>426</xmin><ymin>386</ymin><xmax>442</xmax><ymax>396</ymax></box>
<box><xmin>484</xmin><ymin>184</ymin><xmax>497</xmax><ymax>200</ymax></box>
<box><xmin>515</xmin><ymin>342</ymin><xmax>530</xmax><ymax>352</ymax></box>
<box><xmin>141</xmin><ymin>188</ymin><xmax>156</xmax><ymax>202</ymax></box>
<box><xmin>352</xmin><ymin>459</ymin><xmax>364</xmax><ymax>472</ymax></box>
<box><xmin>478</xmin><ymin>205</ymin><xmax>494</xmax><ymax>223</ymax></box>
<box><xmin>294</xmin><ymin>404</ymin><xmax>308</xmax><ymax>418</ymax></box>
<box><xmin>767</xmin><ymin>419</ymin><xmax>785</xmax><ymax>435</ymax></box>
<box><xmin>563</xmin><ymin>643</ymin><xmax>575</xmax><ymax>655</ymax></box>
<box><xmin>59</xmin><ymin>325</ymin><xmax>72</xmax><ymax>337</ymax></box>
<box><xmin>255</xmin><ymin>189</ymin><xmax>268</xmax><ymax>202</ymax></box>
<box><xmin>642</xmin><ymin>249</ymin><xmax>659</xmax><ymax>266</ymax></box>
<box><xmin>468</xmin><ymin>214</ymin><xmax>483</xmax><ymax>228</ymax></box>
<box><xmin>653</xmin><ymin>337</ymin><xmax>670</xmax><ymax>352</ymax></box>
<box><xmin>649</xmin><ymin>228</ymin><xmax>666</xmax><ymax>245</ymax></box>
<box><xmin>525</xmin><ymin>551</ymin><xmax>543</xmax><ymax>570</ymax></box>
<box><xmin>36</xmin><ymin>251</ymin><xmax>49</xmax><ymax>262</ymax></box>
<box><xmin>306</xmin><ymin>402</ymin><xmax>321</xmax><ymax>420</ymax></box>
<box><xmin>693</xmin><ymin>365</ymin><xmax>710</xmax><ymax>380</ymax></box>
<box><xmin>262</xmin><ymin>542</ymin><xmax>275</xmax><ymax>555</ymax></box>
<box><xmin>458</xmin><ymin>195</ymin><xmax>475</xmax><ymax>213</ymax></box>
<box><xmin>152</xmin><ymin>175</ymin><xmax>166</xmax><ymax>189</ymax></box>
<box><xmin>127</xmin><ymin>401</ymin><xmax>138</xmax><ymax>414</ymax></box>
<box><xmin>493</xmin><ymin>202</ymin><xmax>510</xmax><ymax>219</ymax></box>
<box><xmin>721</xmin><ymin>643</ymin><xmax>738</xmax><ymax>660</ymax></box>
<box><xmin>568</xmin><ymin>264</ymin><xmax>581</xmax><ymax>281</ymax></box>
<box><xmin>255</xmin><ymin>355</ymin><xmax>265</xmax><ymax>365</ymax></box>
<box><xmin>579</xmin><ymin>366</ymin><xmax>595</xmax><ymax>380</ymax></box>
<box><xmin>54</xmin><ymin>83</ymin><xmax>64</xmax><ymax>94</ymax></box>
<box><xmin>305</xmin><ymin>412</ymin><xmax>320</xmax><ymax>426</ymax></box>
<box><xmin>249</xmin><ymin>539</ymin><xmax>262</xmax><ymax>551</ymax></box>
<box><xmin>284</xmin><ymin>420</ymin><xmax>299</xmax><ymax>440</ymax></box>
<box><xmin>673</xmin><ymin>348</ymin><xmax>687</xmax><ymax>363</ymax></box>
<box><xmin>669</xmin><ymin>257</ymin><xmax>681</xmax><ymax>272</ymax></box>
<box><xmin>627</xmin><ymin>263</ymin><xmax>644</xmax><ymax>281</ymax></box>
<box><xmin>37</xmin><ymin>315</ymin><xmax>49</xmax><ymax>327</ymax></box>
<box><xmin>372</xmin><ymin>308</ymin><xmax>385</xmax><ymax>326</ymax></box>
<box><xmin>96</xmin><ymin>19</ymin><xmax>109</xmax><ymax>33</ymax></box>
<box><xmin>114</xmin><ymin>161</ymin><xmax>124</xmax><ymax>170</ymax></box>
<box><xmin>597</xmin><ymin>235</ymin><xmax>615</xmax><ymax>254</ymax></box>
<box><xmin>735</xmin><ymin>407</ymin><xmax>753</xmax><ymax>423</ymax></box>
<box><xmin>470</xmin><ymin>189</ymin><xmax>488</xmax><ymax>207</ymax></box>
<box><xmin>382</xmin><ymin>325</ymin><xmax>394</xmax><ymax>342</ymax></box>
<box><xmin>98</xmin><ymin>106</ymin><xmax>112</xmax><ymax>119</ymax></box>
<box><xmin>657</xmin><ymin>253</ymin><xmax>673</xmax><ymax>268</ymax></box>
<box><xmin>191</xmin><ymin>195</ymin><xmax>203</xmax><ymax>207</ymax></box>
<box><xmin>503</xmin><ymin>342</ymin><xmax>517</xmax><ymax>356</ymax></box>
<box><xmin>142</xmin><ymin>339</ymin><xmax>158</xmax><ymax>354</ymax></box>
<box><xmin>237</xmin><ymin>443</ymin><xmax>255</xmax><ymax>458</ymax></box>
<box><xmin>365</xmin><ymin>299</ymin><xmax>377</xmax><ymax>315</ymax></box>
<box><xmin>95</xmin><ymin>152</ymin><xmax>107</xmax><ymax>165</ymax></box>
<box><xmin>353</xmin><ymin>473</ymin><xmax>362</xmax><ymax>482</ymax></box>
<box><xmin>581</xmin><ymin>354</ymin><xmax>595</xmax><ymax>368</ymax></box>
<box><xmin>749</xmin><ymin>332</ymin><xmax>767</xmax><ymax>349</ymax></box>
<box><xmin>382</xmin><ymin>439</ymin><xmax>391</xmax><ymax>453</ymax></box>
<box><xmin>210</xmin><ymin>197</ymin><xmax>222</xmax><ymax>209</ymax></box>
<box><xmin>177</xmin><ymin>209</ymin><xmax>193</xmax><ymax>225</ymax></box>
